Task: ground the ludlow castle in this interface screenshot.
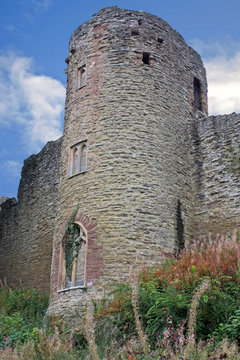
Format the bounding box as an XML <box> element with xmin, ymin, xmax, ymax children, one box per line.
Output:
<box><xmin>0</xmin><ymin>7</ymin><xmax>239</xmax><ymax>320</ymax></box>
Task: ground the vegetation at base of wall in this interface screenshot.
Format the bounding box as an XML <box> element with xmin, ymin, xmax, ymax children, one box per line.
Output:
<box><xmin>0</xmin><ymin>283</ymin><xmax>49</xmax><ymax>349</ymax></box>
<box><xmin>62</xmin><ymin>203</ymin><xmax>81</xmax><ymax>280</ymax></box>
<box><xmin>0</xmin><ymin>231</ymin><xmax>239</xmax><ymax>359</ymax></box>
<box><xmin>93</xmin><ymin>231</ymin><xmax>240</xmax><ymax>347</ymax></box>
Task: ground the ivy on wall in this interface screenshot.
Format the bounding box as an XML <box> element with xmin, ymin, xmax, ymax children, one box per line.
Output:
<box><xmin>62</xmin><ymin>204</ymin><xmax>82</xmax><ymax>280</ymax></box>
<box><xmin>226</xmin><ymin>142</ymin><xmax>240</xmax><ymax>177</ymax></box>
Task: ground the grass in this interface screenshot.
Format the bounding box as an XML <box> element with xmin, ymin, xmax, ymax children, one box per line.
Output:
<box><xmin>0</xmin><ymin>231</ymin><xmax>239</xmax><ymax>359</ymax></box>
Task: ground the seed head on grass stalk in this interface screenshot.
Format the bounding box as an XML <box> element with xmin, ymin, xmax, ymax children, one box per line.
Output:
<box><xmin>85</xmin><ymin>302</ymin><xmax>99</xmax><ymax>360</ymax></box>
<box><xmin>131</xmin><ymin>268</ymin><xmax>151</xmax><ymax>359</ymax></box>
<box><xmin>184</xmin><ymin>278</ymin><xmax>210</xmax><ymax>357</ymax></box>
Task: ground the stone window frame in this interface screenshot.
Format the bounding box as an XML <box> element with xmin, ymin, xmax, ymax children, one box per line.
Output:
<box><xmin>68</xmin><ymin>140</ymin><xmax>87</xmax><ymax>178</ymax></box>
<box><xmin>57</xmin><ymin>221</ymin><xmax>88</xmax><ymax>292</ymax></box>
<box><xmin>53</xmin><ymin>212</ymin><xmax>103</xmax><ymax>295</ymax></box>
<box><xmin>76</xmin><ymin>64</ymin><xmax>86</xmax><ymax>89</ymax></box>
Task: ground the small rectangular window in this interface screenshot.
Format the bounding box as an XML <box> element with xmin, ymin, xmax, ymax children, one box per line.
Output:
<box><xmin>69</xmin><ymin>140</ymin><xmax>87</xmax><ymax>177</ymax></box>
<box><xmin>77</xmin><ymin>65</ymin><xmax>86</xmax><ymax>89</ymax></box>
<box><xmin>131</xmin><ymin>28</ymin><xmax>139</xmax><ymax>35</ymax></box>
<box><xmin>193</xmin><ymin>77</ymin><xmax>202</xmax><ymax>110</ymax></box>
<box><xmin>142</xmin><ymin>52</ymin><xmax>150</xmax><ymax>65</ymax></box>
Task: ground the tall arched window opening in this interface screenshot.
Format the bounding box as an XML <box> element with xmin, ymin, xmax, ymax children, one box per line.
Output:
<box><xmin>61</xmin><ymin>223</ymin><xmax>87</xmax><ymax>289</ymax></box>
<box><xmin>77</xmin><ymin>65</ymin><xmax>86</xmax><ymax>89</ymax></box>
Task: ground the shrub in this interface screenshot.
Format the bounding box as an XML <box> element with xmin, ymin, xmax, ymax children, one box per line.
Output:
<box><xmin>94</xmin><ymin>231</ymin><xmax>240</xmax><ymax>345</ymax></box>
<box><xmin>0</xmin><ymin>284</ymin><xmax>48</xmax><ymax>348</ymax></box>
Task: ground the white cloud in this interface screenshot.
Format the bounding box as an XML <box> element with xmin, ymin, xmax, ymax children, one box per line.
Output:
<box><xmin>0</xmin><ymin>53</ymin><xmax>65</xmax><ymax>152</ymax></box>
<box><xmin>20</xmin><ymin>0</ymin><xmax>52</xmax><ymax>12</ymax></box>
<box><xmin>205</xmin><ymin>52</ymin><xmax>240</xmax><ymax>115</ymax></box>
<box><xmin>190</xmin><ymin>38</ymin><xmax>240</xmax><ymax>115</ymax></box>
<box><xmin>32</xmin><ymin>0</ymin><xmax>52</xmax><ymax>11</ymax></box>
<box><xmin>3</xmin><ymin>160</ymin><xmax>22</xmax><ymax>178</ymax></box>
<box><xmin>190</xmin><ymin>37</ymin><xmax>240</xmax><ymax>60</ymax></box>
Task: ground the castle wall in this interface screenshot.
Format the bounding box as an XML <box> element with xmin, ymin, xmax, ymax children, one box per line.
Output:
<box><xmin>0</xmin><ymin>138</ymin><xmax>62</xmax><ymax>293</ymax></box>
<box><xmin>48</xmin><ymin>7</ymin><xmax>208</xmax><ymax>319</ymax></box>
<box><xmin>191</xmin><ymin>113</ymin><xmax>240</xmax><ymax>237</ymax></box>
<box><xmin>0</xmin><ymin>6</ymin><xmax>239</xmax><ymax>322</ymax></box>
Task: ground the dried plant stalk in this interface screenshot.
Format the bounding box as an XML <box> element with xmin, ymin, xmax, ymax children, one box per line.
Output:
<box><xmin>185</xmin><ymin>278</ymin><xmax>210</xmax><ymax>357</ymax></box>
<box><xmin>131</xmin><ymin>271</ymin><xmax>150</xmax><ymax>359</ymax></box>
<box><xmin>85</xmin><ymin>303</ymin><xmax>99</xmax><ymax>360</ymax></box>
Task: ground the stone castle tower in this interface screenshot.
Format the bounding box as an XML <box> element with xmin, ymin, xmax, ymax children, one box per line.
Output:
<box><xmin>47</xmin><ymin>7</ymin><xmax>236</xmax><ymax>319</ymax></box>
<box><xmin>0</xmin><ymin>7</ymin><xmax>239</xmax><ymax>320</ymax></box>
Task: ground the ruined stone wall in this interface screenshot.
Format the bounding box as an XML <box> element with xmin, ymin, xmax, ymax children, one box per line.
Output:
<box><xmin>48</xmin><ymin>7</ymin><xmax>208</xmax><ymax>319</ymax></box>
<box><xmin>0</xmin><ymin>138</ymin><xmax>62</xmax><ymax>293</ymax></box>
<box><xmin>191</xmin><ymin>113</ymin><xmax>240</xmax><ymax>237</ymax></box>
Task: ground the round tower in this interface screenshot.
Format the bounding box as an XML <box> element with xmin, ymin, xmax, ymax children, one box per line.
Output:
<box><xmin>48</xmin><ymin>7</ymin><xmax>208</xmax><ymax>319</ymax></box>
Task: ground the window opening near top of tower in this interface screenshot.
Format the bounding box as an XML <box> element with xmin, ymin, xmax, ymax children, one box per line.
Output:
<box><xmin>77</xmin><ymin>65</ymin><xmax>86</xmax><ymax>89</ymax></box>
<box><xmin>131</xmin><ymin>28</ymin><xmax>139</xmax><ymax>35</ymax></box>
<box><xmin>142</xmin><ymin>52</ymin><xmax>150</xmax><ymax>65</ymax></box>
<box><xmin>193</xmin><ymin>77</ymin><xmax>202</xmax><ymax>110</ymax></box>
<box><xmin>69</xmin><ymin>140</ymin><xmax>87</xmax><ymax>177</ymax></box>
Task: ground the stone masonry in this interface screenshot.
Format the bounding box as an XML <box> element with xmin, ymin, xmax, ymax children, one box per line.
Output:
<box><xmin>0</xmin><ymin>7</ymin><xmax>239</xmax><ymax>320</ymax></box>
<box><xmin>191</xmin><ymin>113</ymin><xmax>240</xmax><ymax>236</ymax></box>
<box><xmin>0</xmin><ymin>138</ymin><xmax>62</xmax><ymax>293</ymax></box>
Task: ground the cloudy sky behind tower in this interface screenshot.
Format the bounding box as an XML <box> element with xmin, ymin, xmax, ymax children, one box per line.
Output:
<box><xmin>0</xmin><ymin>0</ymin><xmax>240</xmax><ymax>198</ymax></box>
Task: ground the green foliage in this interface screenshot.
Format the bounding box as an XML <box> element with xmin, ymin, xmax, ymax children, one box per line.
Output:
<box><xmin>94</xmin><ymin>232</ymin><xmax>240</xmax><ymax>347</ymax></box>
<box><xmin>214</xmin><ymin>309</ymin><xmax>240</xmax><ymax>344</ymax></box>
<box><xmin>196</xmin><ymin>280</ymin><xmax>240</xmax><ymax>340</ymax></box>
<box><xmin>0</xmin><ymin>312</ymin><xmax>32</xmax><ymax>348</ymax></box>
<box><xmin>144</xmin><ymin>283</ymin><xmax>190</xmax><ymax>341</ymax></box>
<box><xmin>0</xmin><ymin>285</ymin><xmax>48</xmax><ymax>349</ymax></box>
<box><xmin>95</xmin><ymin>283</ymin><xmax>136</xmax><ymax>344</ymax></box>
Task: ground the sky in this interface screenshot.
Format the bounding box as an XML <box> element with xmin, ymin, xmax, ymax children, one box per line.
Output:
<box><xmin>0</xmin><ymin>0</ymin><xmax>240</xmax><ymax>198</ymax></box>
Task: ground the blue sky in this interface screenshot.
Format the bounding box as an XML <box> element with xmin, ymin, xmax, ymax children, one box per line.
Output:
<box><xmin>1</xmin><ymin>0</ymin><xmax>240</xmax><ymax>198</ymax></box>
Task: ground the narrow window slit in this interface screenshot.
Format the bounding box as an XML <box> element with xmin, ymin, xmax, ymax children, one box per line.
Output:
<box><xmin>142</xmin><ymin>52</ymin><xmax>150</xmax><ymax>65</ymax></box>
<box><xmin>131</xmin><ymin>28</ymin><xmax>139</xmax><ymax>35</ymax></box>
<box><xmin>175</xmin><ymin>200</ymin><xmax>185</xmax><ymax>255</ymax></box>
<box><xmin>193</xmin><ymin>77</ymin><xmax>202</xmax><ymax>110</ymax></box>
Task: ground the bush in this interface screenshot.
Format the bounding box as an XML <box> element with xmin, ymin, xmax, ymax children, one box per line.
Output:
<box><xmin>94</xmin><ymin>232</ymin><xmax>240</xmax><ymax>345</ymax></box>
<box><xmin>0</xmin><ymin>284</ymin><xmax>48</xmax><ymax>348</ymax></box>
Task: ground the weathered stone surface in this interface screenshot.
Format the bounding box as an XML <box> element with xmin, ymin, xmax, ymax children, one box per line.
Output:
<box><xmin>0</xmin><ymin>7</ymin><xmax>239</xmax><ymax>320</ymax></box>
<box><xmin>0</xmin><ymin>197</ymin><xmax>10</xmax><ymax>207</ymax></box>
<box><xmin>0</xmin><ymin>138</ymin><xmax>62</xmax><ymax>293</ymax></box>
<box><xmin>191</xmin><ymin>113</ymin><xmax>240</xmax><ymax>236</ymax></box>
<box><xmin>48</xmin><ymin>7</ymin><xmax>209</xmax><ymax>319</ymax></box>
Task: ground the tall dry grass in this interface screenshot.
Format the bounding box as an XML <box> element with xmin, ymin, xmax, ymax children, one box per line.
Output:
<box><xmin>142</xmin><ymin>231</ymin><xmax>240</xmax><ymax>287</ymax></box>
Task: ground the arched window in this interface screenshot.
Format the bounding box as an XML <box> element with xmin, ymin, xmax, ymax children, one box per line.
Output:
<box><xmin>61</xmin><ymin>223</ymin><xmax>87</xmax><ymax>289</ymax></box>
<box><xmin>77</xmin><ymin>65</ymin><xmax>86</xmax><ymax>89</ymax></box>
<box><xmin>69</xmin><ymin>140</ymin><xmax>87</xmax><ymax>177</ymax></box>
